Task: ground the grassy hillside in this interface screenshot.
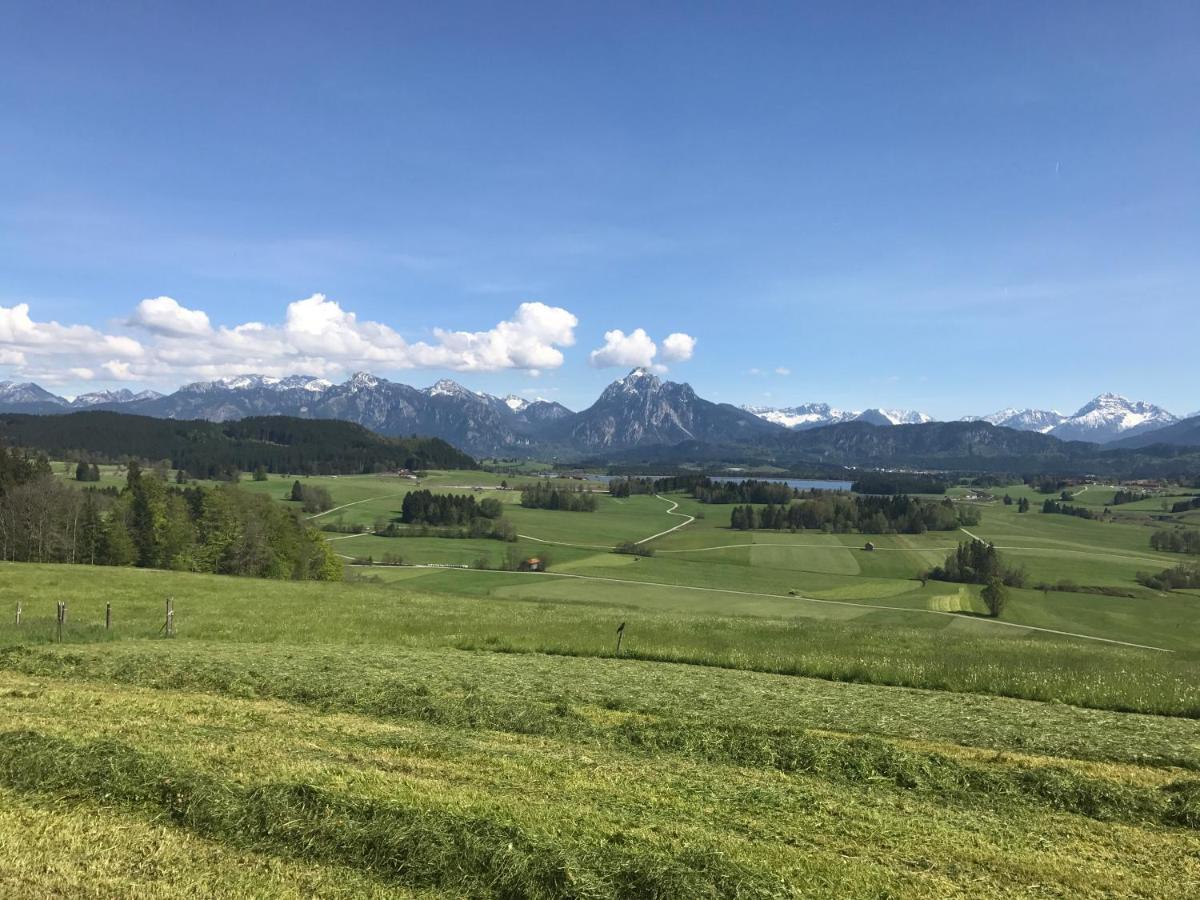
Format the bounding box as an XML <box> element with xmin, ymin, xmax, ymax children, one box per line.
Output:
<box><xmin>3</xmin><ymin>469</ymin><xmax>1199</xmax><ymax>895</ymax></box>
<box><xmin>0</xmin><ymin>565</ymin><xmax>1198</xmax><ymax>897</ymax></box>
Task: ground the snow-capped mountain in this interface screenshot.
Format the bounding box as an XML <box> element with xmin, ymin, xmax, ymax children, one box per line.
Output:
<box><xmin>70</xmin><ymin>388</ymin><xmax>164</xmax><ymax>407</ymax></box>
<box><xmin>855</xmin><ymin>408</ymin><xmax>934</xmax><ymax>427</ymax></box>
<box><xmin>1048</xmin><ymin>394</ymin><xmax>1178</xmax><ymax>443</ymax></box>
<box><xmin>427</xmin><ymin>378</ymin><xmax>480</xmax><ymax>399</ymax></box>
<box><xmin>743</xmin><ymin>403</ymin><xmax>932</xmax><ymax>430</ymax></box>
<box><xmin>969</xmin><ymin>408</ymin><xmax>1068</xmax><ymax>434</ymax></box>
<box><xmin>971</xmin><ymin>395</ymin><xmax>1178</xmax><ymax>443</ymax></box>
<box><xmin>0</xmin><ymin>381</ymin><xmax>68</xmax><ymax>413</ymax></box>
<box><xmin>0</xmin><ymin>371</ymin><xmax>574</xmax><ymax>455</ymax></box>
<box><xmin>742</xmin><ymin>403</ymin><xmax>858</xmax><ymax>430</ymax></box>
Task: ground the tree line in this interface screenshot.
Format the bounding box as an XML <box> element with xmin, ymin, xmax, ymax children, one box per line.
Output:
<box><xmin>1170</xmin><ymin>497</ymin><xmax>1200</xmax><ymax>514</ymax></box>
<box><xmin>0</xmin><ymin>461</ymin><xmax>342</xmax><ymax>579</ymax></box>
<box><xmin>401</xmin><ymin>489</ymin><xmax>504</xmax><ymax>525</ymax></box>
<box><xmin>609</xmin><ymin>475</ymin><xmax>810</xmax><ymax>505</ymax></box>
<box><xmin>729</xmin><ymin>494</ymin><xmax>978</xmax><ymax>534</ymax></box>
<box><xmin>519</xmin><ymin>481</ymin><xmax>599</xmax><ymax>512</ymax></box>
<box><xmin>1111</xmin><ymin>489</ymin><xmax>1152</xmax><ymax>505</ymax></box>
<box><xmin>1136</xmin><ymin>563</ymin><xmax>1200</xmax><ymax>592</ymax></box>
<box><xmin>1041</xmin><ymin>498</ymin><xmax>1096</xmax><ymax>519</ymax></box>
<box><xmin>850</xmin><ymin>473</ymin><xmax>947</xmax><ymax>495</ymax></box>
<box><xmin>1150</xmin><ymin>528</ymin><xmax>1200</xmax><ymax>555</ymax></box>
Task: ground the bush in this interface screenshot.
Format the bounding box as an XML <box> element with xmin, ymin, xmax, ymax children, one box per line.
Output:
<box><xmin>289</xmin><ymin>481</ymin><xmax>334</xmax><ymax>514</ymax></box>
<box><xmin>614</xmin><ymin>541</ymin><xmax>654</xmax><ymax>557</ymax></box>
<box><xmin>981</xmin><ymin>579</ymin><xmax>1008</xmax><ymax>618</ymax></box>
<box><xmin>1137</xmin><ymin>564</ymin><xmax>1200</xmax><ymax>592</ymax></box>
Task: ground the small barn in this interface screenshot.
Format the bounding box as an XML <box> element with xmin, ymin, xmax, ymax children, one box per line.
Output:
<box><xmin>519</xmin><ymin>557</ymin><xmax>544</xmax><ymax>572</ymax></box>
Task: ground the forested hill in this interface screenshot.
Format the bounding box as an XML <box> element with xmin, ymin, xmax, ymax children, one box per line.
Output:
<box><xmin>777</xmin><ymin>420</ymin><xmax>1200</xmax><ymax>476</ymax></box>
<box><xmin>0</xmin><ymin>412</ymin><xmax>477</xmax><ymax>477</ymax></box>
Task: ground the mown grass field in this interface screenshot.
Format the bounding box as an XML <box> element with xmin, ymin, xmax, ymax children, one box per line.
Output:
<box><xmin>8</xmin><ymin>467</ymin><xmax>1199</xmax><ymax>895</ymax></box>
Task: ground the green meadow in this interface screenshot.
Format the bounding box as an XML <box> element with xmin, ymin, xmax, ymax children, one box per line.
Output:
<box><xmin>6</xmin><ymin>467</ymin><xmax>1199</xmax><ymax>896</ymax></box>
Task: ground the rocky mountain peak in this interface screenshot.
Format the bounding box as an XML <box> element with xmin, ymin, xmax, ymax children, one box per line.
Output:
<box><xmin>426</xmin><ymin>378</ymin><xmax>479</xmax><ymax>399</ymax></box>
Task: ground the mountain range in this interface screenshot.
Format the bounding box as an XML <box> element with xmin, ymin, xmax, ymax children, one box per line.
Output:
<box><xmin>742</xmin><ymin>403</ymin><xmax>933</xmax><ymax>430</ymax></box>
<box><xmin>748</xmin><ymin>392</ymin><xmax>1180</xmax><ymax>444</ymax></box>
<box><xmin>967</xmin><ymin>394</ymin><xmax>1179</xmax><ymax>442</ymax></box>
<box><xmin>0</xmin><ymin>372</ymin><xmax>1195</xmax><ymax>462</ymax></box>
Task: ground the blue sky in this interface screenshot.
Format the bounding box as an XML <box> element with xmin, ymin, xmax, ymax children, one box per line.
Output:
<box><xmin>1</xmin><ymin>2</ymin><xmax>1196</xmax><ymax>416</ymax></box>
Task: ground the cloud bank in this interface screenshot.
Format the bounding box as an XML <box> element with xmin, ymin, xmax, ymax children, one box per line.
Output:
<box><xmin>0</xmin><ymin>295</ymin><xmax>578</xmax><ymax>385</ymax></box>
<box><xmin>588</xmin><ymin>327</ymin><xmax>696</xmax><ymax>371</ymax></box>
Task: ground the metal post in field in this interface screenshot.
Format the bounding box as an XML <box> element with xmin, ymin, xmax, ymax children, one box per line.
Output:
<box><xmin>105</xmin><ymin>602</ymin><xmax>111</xmax><ymax>631</ymax></box>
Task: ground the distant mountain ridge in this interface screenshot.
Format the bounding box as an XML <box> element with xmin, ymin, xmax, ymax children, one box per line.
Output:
<box><xmin>969</xmin><ymin>393</ymin><xmax>1178</xmax><ymax>442</ymax></box>
<box><xmin>0</xmin><ymin>372</ymin><xmax>1193</xmax><ymax>458</ymax></box>
<box><xmin>743</xmin><ymin>403</ymin><xmax>932</xmax><ymax>429</ymax></box>
<box><xmin>1108</xmin><ymin>414</ymin><xmax>1200</xmax><ymax>450</ymax></box>
<box><xmin>970</xmin><ymin>408</ymin><xmax>1068</xmax><ymax>434</ymax></box>
<box><xmin>750</xmin><ymin>392</ymin><xmax>1180</xmax><ymax>443</ymax></box>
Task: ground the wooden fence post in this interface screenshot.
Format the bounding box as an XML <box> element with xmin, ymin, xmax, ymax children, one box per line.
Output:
<box><xmin>105</xmin><ymin>602</ymin><xmax>111</xmax><ymax>631</ymax></box>
<box><xmin>14</xmin><ymin>602</ymin><xmax>21</xmax><ymax>627</ymax></box>
<box><xmin>165</xmin><ymin>597</ymin><xmax>175</xmax><ymax>638</ymax></box>
<box><xmin>615</xmin><ymin>620</ymin><xmax>625</xmax><ymax>655</ymax></box>
<box><xmin>56</xmin><ymin>601</ymin><xmax>65</xmax><ymax>642</ymax></box>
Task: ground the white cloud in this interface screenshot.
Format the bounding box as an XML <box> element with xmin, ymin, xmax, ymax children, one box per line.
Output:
<box><xmin>425</xmin><ymin>301</ymin><xmax>578</xmax><ymax>371</ymax></box>
<box><xmin>660</xmin><ymin>332</ymin><xmax>696</xmax><ymax>363</ymax></box>
<box><xmin>130</xmin><ymin>296</ymin><xmax>212</xmax><ymax>337</ymax></box>
<box><xmin>0</xmin><ymin>303</ymin><xmax>145</xmax><ymax>384</ymax></box>
<box><xmin>589</xmin><ymin>328</ymin><xmax>657</xmax><ymax>369</ymax></box>
<box><xmin>775</xmin><ymin>366</ymin><xmax>791</xmax><ymax>376</ymax></box>
<box><xmin>588</xmin><ymin>327</ymin><xmax>696</xmax><ymax>370</ymax></box>
<box><xmin>0</xmin><ymin>295</ymin><xmax>578</xmax><ymax>386</ymax></box>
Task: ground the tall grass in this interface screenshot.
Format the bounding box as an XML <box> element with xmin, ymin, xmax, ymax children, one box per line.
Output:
<box><xmin>1</xmin><ymin>562</ymin><xmax>1197</xmax><ymax>717</ymax></box>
